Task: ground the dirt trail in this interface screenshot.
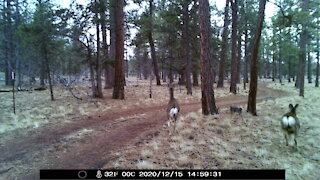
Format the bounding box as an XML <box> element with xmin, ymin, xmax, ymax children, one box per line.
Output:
<box><xmin>0</xmin><ymin>83</ymin><xmax>289</xmax><ymax>179</ymax></box>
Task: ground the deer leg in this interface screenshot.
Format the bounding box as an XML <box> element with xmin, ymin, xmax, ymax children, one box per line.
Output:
<box><xmin>284</xmin><ymin>133</ymin><xmax>289</xmax><ymax>146</ymax></box>
<box><xmin>294</xmin><ymin>133</ymin><xmax>298</xmax><ymax>148</ymax></box>
<box><xmin>173</xmin><ymin>119</ymin><xmax>176</xmax><ymax>134</ymax></box>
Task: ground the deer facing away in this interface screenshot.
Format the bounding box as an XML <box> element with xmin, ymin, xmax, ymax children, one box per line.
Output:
<box><xmin>281</xmin><ymin>104</ymin><xmax>300</xmax><ymax>148</ymax></box>
<box><xmin>167</xmin><ymin>83</ymin><xmax>180</xmax><ymax>135</ymax></box>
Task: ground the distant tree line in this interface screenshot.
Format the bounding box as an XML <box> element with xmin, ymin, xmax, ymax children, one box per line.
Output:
<box><xmin>0</xmin><ymin>0</ymin><xmax>318</xmax><ymax>114</ymax></box>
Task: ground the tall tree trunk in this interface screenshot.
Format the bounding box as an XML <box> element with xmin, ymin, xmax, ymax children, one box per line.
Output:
<box><xmin>143</xmin><ymin>50</ymin><xmax>149</xmax><ymax>80</ymax></box>
<box><xmin>288</xmin><ymin>59</ymin><xmax>291</xmax><ymax>82</ymax></box>
<box><xmin>5</xmin><ymin>51</ymin><xmax>10</xmax><ymax>85</ymax></box>
<box><xmin>307</xmin><ymin>50</ymin><xmax>312</xmax><ymax>83</ymax></box>
<box><xmin>179</xmin><ymin>70</ymin><xmax>186</xmax><ymax>85</ymax></box>
<box><xmin>100</xmin><ymin>0</ymin><xmax>110</xmax><ymax>89</ymax></box>
<box><xmin>217</xmin><ymin>0</ymin><xmax>230</xmax><ymax>88</ymax></box>
<box><xmin>295</xmin><ymin>60</ymin><xmax>300</xmax><ymax>88</ymax></box>
<box><xmin>272</xmin><ymin>51</ymin><xmax>276</xmax><ymax>82</ymax></box>
<box><xmin>230</xmin><ymin>0</ymin><xmax>238</xmax><ymax>94</ymax></box>
<box><xmin>77</xmin><ymin>38</ymin><xmax>97</xmax><ymax>97</ymax></box>
<box><xmin>107</xmin><ymin>0</ymin><xmax>116</xmax><ymax>88</ymax></box>
<box><xmin>169</xmin><ymin>49</ymin><xmax>174</xmax><ymax>83</ymax></box>
<box><xmin>112</xmin><ymin>0</ymin><xmax>125</xmax><ymax>99</ymax></box>
<box><xmin>298</xmin><ymin>0</ymin><xmax>309</xmax><ymax>97</ymax></box>
<box><xmin>148</xmin><ymin>0</ymin><xmax>161</xmax><ymax>86</ymax></box>
<box><xmin>4</xmin><ymin>0</ymin><xmax>14</xmax><ymax>86</ymax></box>
<box><xmin>192</xmin><ymin>70</ymin><xmax>199</xmax><ymax>86</ymax></box>
<box><xmin>247</xmin><ymin>0</ymin><xmax>266</xmax><ymax>116</ymax></box>
<box><xmin>95</xmin><ymin>0</ymin><xmax>103</xmax><ymax>98</ymax></box>
<box><xmin>183</xmin><ymin>0</ymin><xmax>192</xmax><ymax>95</ymax></box>
<box><xmin>17</xmin><ymin>54</ymin><xmax>22</xmax><ymax>87</ymax></box>
<box><xmin>44</xmin><ymin>47</ymin><xmax>54</xmax><ymax>100</ymax></box>
<box><xmin>244</xmin><ymin>28</ymin><xmax>249</xmax><ymax>83</ymax></box>
<box><xmin>316</xmin><ymin>28</ymin><xmax>319</xmax><ymax>87</ymax></box>
<box><xmin>236</xmin><ymin>33</ymin><xmax>241</xmax><ymax>84</ymax></box>
<box><xmin>278</xmin><ymin>30</ymin><xmax>282</xmax><ymax>84</ymax></box>
<box><xmin>199</xmin><ymin>0</ymin><xmax>218</xmax><ymax>115</ymax></box>
<box><xmin>243</xmin><ymin>30</ymin><xmax>248</xmax><ymax>90</ymax></box>
<box><xmin>3</xmin><ymin>0</ymin><xmax>9</xmax><ymax>85</ymax></box>
<box><xmin>40</xmin><ymin>59</ymin><xmax>45</xmax><ymax>87</ymax></box>
<box><xmin>237</xmin><ymin>0</ymin><xmax>244</xmax><ymax>84</ymax></box>
<box><xmin>14</xmin><ymin>0</ymin><xmax>21</xmax><ymax>87</ymax></box>
<box><xmin>162</xmin><ymin>69</ymin><xmax>167</xmax><ymax>82</ymax></box>
<box><xmin>89</xmin><ymin>57</ymin><xmax>98</xmax><ymax>97</ymax></box>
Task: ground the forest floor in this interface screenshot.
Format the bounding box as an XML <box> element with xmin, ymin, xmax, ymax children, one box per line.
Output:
<box><xmin>0</xmin><ymin>78</ymin><xmax>319</xmax><ymax>180</ymax></box>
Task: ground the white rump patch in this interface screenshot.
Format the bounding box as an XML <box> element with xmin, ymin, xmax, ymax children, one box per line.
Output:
<box><xmin>282</xmin><ymin>116</ymin><xmax>296</xmax><ymax>127</ymax></box>
<box><xmin>169</xmin><ymin>107</ymin><xmax>178</xmax><ymax>117</ymax></box>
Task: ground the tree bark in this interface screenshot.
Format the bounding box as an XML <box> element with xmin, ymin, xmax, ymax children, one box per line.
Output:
<box><xmin>95</xmin><ymin>0</ymin><xmax>103</xmax><ymax>98</ymax></box>
<box><xmin>169</xmin><ymin>50</ymin><xmax>174</xmax><ymax>83</ymax></box>
<box><xmin>199</xmin><ymin>0</ymin><xmax>218</xmax><ymax>115</ymax></box>
<box><xmin>112</xmin><ymin>0</ymin><xmax>125</xmax><ymax>99</ymax></box>
<box><xmin>182</xmin><ymin>0</ymin><xmax>192</xmax><ymax>95</ymax></box>
<box><xmin>307</xmin><ymin>50</ymin><xmax>312</xmax><ymax>83</ymax></box>
<box><xmin>100</xmin><ymin>0</ymin><xmax>111</xmax><ymax>89</ymax></box>
<box><xmin>142</xmin><ymin>50</ymin><xmax>149</xmax><ymax>80</ymax></box>
<box><xmin>230</xmin><ymin>0</ymin><xmax>238</xmax><ymax>94</ymax></box>
<box><xmin>4</xmin><ymin>0</ymin><xmax>14</xmax><ymax>86</ymax></box>
<box><xmin>236</xmin><ymin>32</ymin><xmax>241</xmax><ymax>84</ymax></box>
<box><xmin>40</xmin><ymin>59</ymin><xmax>45</xmax><ymax>87</ymax></box>
<box><xmin>107</xmin><ymin>0</ymin><xmax>116</xmax><ymax>88</ymax></box>
<box><xmin>178</xmin><ymin>70</ymin><xmax>186</xmax><ymax>85</ymax></box>
<box><xmin>298</xmin><ymin>0</ymin><xmax>309</xmax><ymax>97</ymax></box>
<box><xmin>217</xmin><ymin>0</ymin><xmax>230</xmax><ymax>88</ymax></box>
<box><xmin>244</xmin><ymin>27</ymin><xmax>249</xmax><ymax>83</ymax></box>
<box><xmin>316</xmin><ymin>28</ymin><xmax>319</xmax><ymax>87</ymax></box>
<box><xmin>288</xmin><ymin>58</ymin><xmax>291</xmax><ymax>82</ymax></box>
<box><xmin>192</xmin><ymin>70</ymin><xmax>199</xmax><ymax>86</ymax></box>
<box><xmin>237</xmin><ymin>0</ymin><xmax>245</xmax><ymax>84</ymax></box>
<box><xmin>88</xmin><ymin>48</ymin><xmax>97</xmax><ymax>97</ymax></box>
<box><xmin>278</xmin><ymin>29</ymin><xmax>282</xmax><ymax>84</ymax></box>
<box><xmin>272</xmin><ymin>51</ymin><xmax>275</xmax><ymax>82</ymax></box>
<box><xmin>5</xmin><ymin>51</ymin><xmax>10</xmax><ymax>85</ymax></box>
<box><xmin>247</xmin><ymin>0</ymin><xmax>266</xmax><ymax>116</ymax></box>
<box><xmin>295</xmin><ymin>59</ymin><xmax>300</xmax><ymax>88</ymax></box>
<box><xmin>148</xmin><ymin>0</ymin><xmax>161</xmax><ymax>86</ymax></box>
<box><xmin>44</xmin><ymin>47</ymin><xmax>54</xmax><ymax>101</ymax></box>
<box><xmin>162</xmin><ymin>70</ymin><xmax>167</xmax><ymax>82</ymax></box>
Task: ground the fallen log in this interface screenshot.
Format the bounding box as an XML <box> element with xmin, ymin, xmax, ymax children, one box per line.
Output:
<box><xmin>0</xmin><ymin>90</ymin><xmax>10</xmax><ymax>92</ymax></box>
<box><xmin>0</xmin><ymin>89</ymin><xmax>31</xmax><ymax>92</ymax></box>
<box><xmin>34</xmin><ymin>87</ymin><xmax>47</xmax><ymax>91</ymax></box>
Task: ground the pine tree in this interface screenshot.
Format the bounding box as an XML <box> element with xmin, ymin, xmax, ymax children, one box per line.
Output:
<box><xmin>112</xmin><ymin>0</ymin><xmax>125</xmax><ymax>99</ymax></box>
<box><xmin>247</xmin><ymin>0</ymin><xmax>267</xmax><ymax>115</ymax></box>
<box><xmin>199</xmin><ymin>0</ymin><xmax>218</xmax><ymax>115</ymax></box>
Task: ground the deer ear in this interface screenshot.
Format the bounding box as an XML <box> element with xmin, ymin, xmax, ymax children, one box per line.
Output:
<box><xmin>294</xmin><ymin>104</ymin><xmax>299</xmax><ymax>109</ymax></box>
<box><xmin>289</xmin><ymin>104</ymin><xmax>294</xmax><ymax>111</ymax></box>
<box><xmin>289</xmin><ymin>104</ymin><xmax>294</xmax><ymax>110</ymax></box>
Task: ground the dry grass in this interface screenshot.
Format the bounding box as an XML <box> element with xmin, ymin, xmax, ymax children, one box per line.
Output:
<box><xmin>1</xmin><ymin>76</ymin><xmax>319</xmax><ymax>179</ymax></box>
<box><xmin>0</xmin><ymin>77</ymin><xmax>245</xmax><ymax>135</ymax></box>
<box><xmin>102</xmin><ymin>81</ymin><xmax>320</xmax><ymax>180</ymax></box>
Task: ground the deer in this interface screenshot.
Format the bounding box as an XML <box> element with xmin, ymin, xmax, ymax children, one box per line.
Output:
<box><xmin>166</xmin><ymin>83</ymin><xmax>180</xmax><ymax>136</ymax></box>
<box><xmin>281</xmin><ymin>104</ymin><xmax>300</xmax><ymax>149</ymax></box>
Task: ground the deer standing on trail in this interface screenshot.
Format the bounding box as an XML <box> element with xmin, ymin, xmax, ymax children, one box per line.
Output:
<box><xmin>281</xmin><ymin>104</ymin><xmax>300</xmax><ymax>149</ymax></box>
<box><xmin>167</xmin><ymin>83</ymin><xmax>180</xmax><ymax>135</ymax></box>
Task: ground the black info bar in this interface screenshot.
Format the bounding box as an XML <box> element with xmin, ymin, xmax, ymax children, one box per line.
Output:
<box><xmin>40</xmin><ymin>169</ymin><xmax>285</xmax><ymax>179</ymax></box>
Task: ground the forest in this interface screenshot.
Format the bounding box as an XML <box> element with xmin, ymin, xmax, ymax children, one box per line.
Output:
<box><xmin>0</xmin><ymin>0</ymin><xmax>319</xmax><ymax>179</ymax></box>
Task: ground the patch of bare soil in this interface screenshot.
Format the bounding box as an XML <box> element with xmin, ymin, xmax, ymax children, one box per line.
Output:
<box><xmin>0</xmin><ymin>82</ymin><xmax>299</xmax><ymax>180</ymax></box>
